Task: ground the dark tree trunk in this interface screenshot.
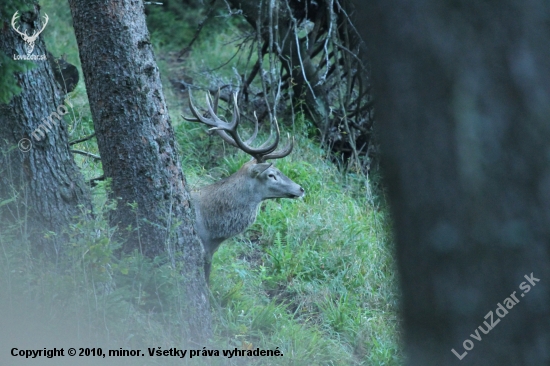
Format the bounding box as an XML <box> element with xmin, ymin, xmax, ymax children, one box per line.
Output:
<box><xmin>357</xmin><ymin>1</ymin><xmax>550</xmax><ymax>365</ymax></box>
<box><xmin>68</xmin><ymin>0</ymin><xmax>211</xmax><ymax>341</ymax></box>
<box><xmin>0</xmin><ymin>5</ymin><xmax>91</xmax><ymax>259</ymax></box>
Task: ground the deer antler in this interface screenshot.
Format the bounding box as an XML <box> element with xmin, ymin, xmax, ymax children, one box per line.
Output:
<box><xmin>31</xmin><ymin>13</ymin><xmax>49</xmax><ymax>41</ymax></box>
<box><xmin>11</xmin><ymin>11</ymin><xmax>48</xmax><ymax>42</ymax></box>
<box><xmin>183</xmin><ymin>91</ymin><xmax>293</xmax><ymax>163</ymax></box>
<box><xmin>11</xmin><ymin>12</ymin><xmax>27</xmax><ymax>38</ymax></box>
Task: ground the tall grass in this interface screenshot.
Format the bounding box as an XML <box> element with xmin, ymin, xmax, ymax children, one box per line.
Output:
<box><xmin>200</xmin><ymin>136</ymin><xmax>400</xmax><ymax>365</ymax></box>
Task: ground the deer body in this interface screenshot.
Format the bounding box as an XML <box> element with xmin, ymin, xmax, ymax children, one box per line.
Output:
<box><xmin>191</xmin><ymin>161</ymin><xmax>304</xmax><ymax>281</ymax></box>
<box><xmin>192</xmin><ymin>164</ymin><xmax>263</xmax><ymax>256</ymax></box>
<box><xmin>184</xmin><ymin>92</ymin><xmax>304</xmax><ymax>281</ymax></box>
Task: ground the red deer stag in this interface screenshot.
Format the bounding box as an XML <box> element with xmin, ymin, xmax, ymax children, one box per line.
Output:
<box><xmin>183</xmin><ymin>92</ymin><xmax>305</xmax><ymax>282</ymax></box>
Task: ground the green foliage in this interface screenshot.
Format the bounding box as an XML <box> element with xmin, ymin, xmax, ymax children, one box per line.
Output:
<box><xmin>0</xmin><ymin>53</ymin><xmax>31</xmax><ymax>104</ymax></box>
<box><xmin>145</xmin><ymin>2</ymin><xmax>196</xmax><ymax>51</ymax></box>
<box><xmin>0</xmin><ymin>0</ymin><xmax>34</xmax><ymax>21</ymax></box>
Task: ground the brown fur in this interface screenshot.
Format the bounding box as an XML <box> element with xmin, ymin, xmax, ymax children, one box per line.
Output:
<box><xmin>191</xmin><ymin>160</ymin><xmax>304</xmax><ymax>281</ymax></box>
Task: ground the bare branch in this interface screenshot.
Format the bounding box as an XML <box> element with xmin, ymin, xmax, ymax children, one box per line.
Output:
<box><xmin>69</xmin><ymin>133</ymin><xmax>96</xmax><ymax>146</ymax></box>
<box><xmin>70</xmin><ymin>149</ymin><xmax>101</xmax><ymax>161</ymax></box>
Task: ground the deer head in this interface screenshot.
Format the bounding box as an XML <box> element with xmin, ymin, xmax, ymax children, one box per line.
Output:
<box><xmin>11</xmin><ymin>11</ymin><xmax>48</xmax><ymax>55</ymax></box>
<box><xmin>184</xmin><ymin>90</ymin><xmax>304</xmax><ymax>201</ymax></box>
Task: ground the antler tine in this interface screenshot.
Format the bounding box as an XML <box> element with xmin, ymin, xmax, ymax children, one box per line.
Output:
<box><xmin>182</xmin><ymin>90</ymin><xmax>239</xmax><ymax>147</ymax></box>
<box><xmin>32</xmin><ymin>13</ymin><xmax>49</xmax><ymax>39</ymax></box>
<box><xmin>204</xmin><ymin>92</ymin><xmax>244</xmax><ymax>148</ymax></box>
<box><xmin>183</xmin><ymin>91</ymin><xmax>285</xmax><ymax>160</ymax></box>
<box><xmin>11</xmin><ymin>11</ymin><xmax>28</xmax><ymax>37</ymax></box>
<box><xmin>256</xmin><ymin>117</ymin><xmax>282</xmax><ymax>153</ymax></box>
<box><xmin>205</xmin><ymin>92</ymin><xmax>238</xmax><ymax>131</ymax></box>
<box><xmin>244</xmin><ymin>111</ymin><xmax>259</xmax><ymax>145</ymax></box>
<box><xmin>182</xmin><ymin>91</ymin><xmax>203</xmax><ymax>122</ymax></box>
<box><xmin>11</xmin><ymin>11</ymin><xmax>48</xmax><ymax>40</ymax></box>
<box><xmin>182</xmin><ymin>90</ymin><xmax>230</xmax><ymax>129</ymax></box>
<box><xmin>261</xmin><ymin>134</ymin><xmax>294</xmax><ymax>162</ymax></box>
<box><xmin>234</xmin><ymin>113</ymin><xmax>282</xmax><ymax>159</ymax></box>
<box><xmin>211</xmin><ymin>93</ymin><xmax>280</xmax><ymax>158</ymax></box>
<box><xmin>204</xmin><ymin>91</ymin><xmax>257</xmax><ymax>146</ymax></box>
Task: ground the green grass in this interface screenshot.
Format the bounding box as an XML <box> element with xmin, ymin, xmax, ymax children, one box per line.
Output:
<box><xmin>0</xmin><ymin>1</ymin><xmax>402</xmax><ymax>365</ymax></box>
<box><xmin>203</xmin><ymin>137</ymin><xmax>400</xmax><ymax>365</ymax></box>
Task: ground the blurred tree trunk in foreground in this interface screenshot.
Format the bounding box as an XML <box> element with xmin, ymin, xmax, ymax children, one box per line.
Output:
<box><xmin>69</xmin><ymin>0</ymin><xmax>211</xmax><ymax>342</ymax></box>
<box><xmin>0</xmin><ymin>4</ymin><xmax>91</xmax><ymax>259</ymax></box>
<box><xmin>356</xmin><ymin>1</ymin><xmax>550</xmax><ymax>365</ymax></box>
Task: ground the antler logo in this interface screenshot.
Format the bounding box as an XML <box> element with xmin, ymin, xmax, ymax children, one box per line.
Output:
<box><xmin>11</xmin><ymin>11</ymin><xmax>49</xmax><ymax>55</ymax></box>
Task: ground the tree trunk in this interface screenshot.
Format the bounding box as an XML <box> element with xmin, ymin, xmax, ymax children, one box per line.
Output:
<box><xmin>68</xmin><ymin>0</ymin><xmax>211</xmax><ymax>342</ymax></box>
<box><xmin>0</xmin><ymin>4</ymin><xmax>91</xmax><ymax>259</ymax></box>
<box><xmin>357</xmin><ymin>1</ymin><xmax>550</xmax><ymax>365</ymax></box>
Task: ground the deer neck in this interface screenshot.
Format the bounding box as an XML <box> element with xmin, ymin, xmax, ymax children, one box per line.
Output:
<box><xmin>196</xmin><ymin>173</ymin><xmax>263</xmax><ymax>244</ymax></box>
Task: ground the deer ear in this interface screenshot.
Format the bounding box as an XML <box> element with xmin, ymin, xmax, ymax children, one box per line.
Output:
<box><xmin>250</xmin><ymin>163</ymin><xmax>272</xmax><ymax>178</ymax></box>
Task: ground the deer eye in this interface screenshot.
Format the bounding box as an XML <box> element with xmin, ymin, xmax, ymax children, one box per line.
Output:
<box><xmin>268</xmin><ymin>173</ymin><xmax>276</xmax><ymax>180</ymax></box>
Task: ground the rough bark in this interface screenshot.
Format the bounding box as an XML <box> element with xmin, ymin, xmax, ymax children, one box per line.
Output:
<box><xmin>357</xmin><ymin>1</ymin><xmax>550</xmax><ymax>365</ymax></box>
<box><xmin>0</xmin><ymin>4</ymin><xmax>91</xmax><ymax>259</ymax></box>
<box><xmin>68</xmin><ymin>0</ymin><xmax>211</xmax><ymax>342</ymax></box>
